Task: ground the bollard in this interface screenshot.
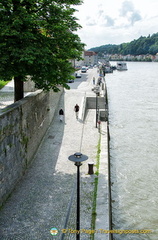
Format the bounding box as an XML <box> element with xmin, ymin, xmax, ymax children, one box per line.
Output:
<box><xmin>97</xmin><ymin>120</ymin><xmax>101</xmax><ymax>133</ymax></box>
<box><xmin>88</xmin><ymin>162</ymin><xmax>94</xmax><ymax>175</ymax></box>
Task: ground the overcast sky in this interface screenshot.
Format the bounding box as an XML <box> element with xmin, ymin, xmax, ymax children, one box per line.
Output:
<box><xmin>74</xmin><ymin>0</ymin><xmax>158</xmax><ymax>49</ymax></box>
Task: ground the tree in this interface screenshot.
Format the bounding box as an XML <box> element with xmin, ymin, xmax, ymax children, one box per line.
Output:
<box><xmin>149</xmin><ymin>43</ymin><xmax>158</xmax><ymax>55</ymax></box>
<box><xmin>89</xmin><ymin>32</ymin><xmax>158</xmax><ymax>56</ymax></box>
<box><xmin>0</xmin><ymin>0</ymin><xmax>84</xmax><ymax>101</ymax></box>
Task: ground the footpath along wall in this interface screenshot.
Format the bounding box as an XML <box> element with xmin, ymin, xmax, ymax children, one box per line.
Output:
<box><xmin>0</xmin><ymin>89</ymin><xmax>63</xmax><ymax>207</ymax></box>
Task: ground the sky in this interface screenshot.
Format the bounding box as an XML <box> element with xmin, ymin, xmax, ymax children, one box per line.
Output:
<box><xmin>74</xmin><ymin>0</ymin><xmax>158</xmax><ymax>49</ymax></box>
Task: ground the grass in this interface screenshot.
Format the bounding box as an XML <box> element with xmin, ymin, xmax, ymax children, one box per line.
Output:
<box><xmin>0</xmin><ymin>80</ymin><xmax>10</xmax><ymax>90</ymax></box>
<box><xmin>91</xmin><ymin>134</ymin><xmax>101</xmax><ymax>240</ymax></box>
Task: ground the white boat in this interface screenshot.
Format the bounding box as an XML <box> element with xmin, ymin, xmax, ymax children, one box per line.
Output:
<box><xmin>117</xmin><ymin>62</ymin><xmax>127</xmax><ymax>71</ymax></box>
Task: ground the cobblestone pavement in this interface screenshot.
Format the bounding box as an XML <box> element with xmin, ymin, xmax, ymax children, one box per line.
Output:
<box><xmin>0</xmin><ymin>92</ymin><xmax>14</xmax><ymax>110</ymax></box>
<box><xmin>0</xmin><ymin>70</ymin><xmax>103</xmax><ymax>240</ymax></box>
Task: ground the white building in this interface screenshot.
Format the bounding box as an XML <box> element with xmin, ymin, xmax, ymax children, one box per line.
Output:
<box><xmin>84</xmin><ymin>51</ymin><xmax>98</xmax><ymax>66</ymax></box>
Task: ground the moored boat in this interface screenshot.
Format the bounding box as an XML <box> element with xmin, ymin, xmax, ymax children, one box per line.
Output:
<box><xmin>117</xmin><ymin>62</ymin><xmax>127</xmax><ymax>71</ymax></box>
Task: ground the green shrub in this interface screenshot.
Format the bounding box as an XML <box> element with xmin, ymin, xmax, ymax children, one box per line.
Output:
<box><xmin>0</xmin><ymin>80</ymin><xmax>9</xmax><ymax>89</ymax></box>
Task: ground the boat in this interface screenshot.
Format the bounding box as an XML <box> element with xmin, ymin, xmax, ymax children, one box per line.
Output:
<box><xmin>117</xmin><ymin>62</ymin><xmax>127</xmax><ymax>71</ymax></box>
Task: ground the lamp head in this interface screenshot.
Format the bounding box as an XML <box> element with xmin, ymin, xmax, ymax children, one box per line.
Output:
<box><xmin>68</xmin><ymin>152</ymin><xmax>88</xmax><ymax>163</ymax></box>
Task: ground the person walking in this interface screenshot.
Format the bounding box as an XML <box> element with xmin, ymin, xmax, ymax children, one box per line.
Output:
<box><xmin>93</xmin><ymin>77</ymin><xmax>95</xmax><ymax>85</ymax></box>
<box><xmin>98</xmin><ymin>77</ymin><xmax>102</xmax><ymax>86</ymax></box>
<box><xmin>59</xmin><ymin>108</ymin><xmax>64</xmax><ymax>122</ymax></box>
<box><xmin>74</xmin><ymin>104</ymin><xmax>79</xmax><ymax>119</ymax></box>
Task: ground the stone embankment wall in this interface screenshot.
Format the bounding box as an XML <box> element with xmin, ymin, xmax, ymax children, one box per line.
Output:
<box><xmin>0</xmin><ymin>89</ymin><xmax>63</xmax><ymax>207</ymax></box>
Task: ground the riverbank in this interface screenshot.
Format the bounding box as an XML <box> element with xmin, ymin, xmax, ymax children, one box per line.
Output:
<box><xmin>0</xmin><ymin>69</ymin><xmax>111</xmax><ymax>240</ymax></box>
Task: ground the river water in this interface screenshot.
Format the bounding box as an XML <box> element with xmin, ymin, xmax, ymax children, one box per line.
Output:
<box><xmin>106</xmin><ymin>62</ymin><xmax>158</xmax><ymax>240</ymax></box>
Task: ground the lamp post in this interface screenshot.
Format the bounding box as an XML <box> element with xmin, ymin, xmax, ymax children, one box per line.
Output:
<box><xmin>68</xmin><ymin>152</ymin><xmax>88</xmax><ymax>240</ymax></box>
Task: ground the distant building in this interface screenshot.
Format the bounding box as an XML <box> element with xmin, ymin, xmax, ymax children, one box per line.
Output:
<box><xmin>70</xmin><ymin>50</ymin><xmax>98</xmax><ymax>69</ymax></box>
<box><xmin>84</xmin><ymin>51</ymin><xmax>98</xmax><ymax>66</ymax></box>
<box><xmin>154</xmin><ymin>53</ymin><xmax>158</xmax><ymax>61</ymax></box>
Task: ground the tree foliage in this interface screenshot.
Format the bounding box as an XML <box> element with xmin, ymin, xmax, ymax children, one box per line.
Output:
<box><xmin>90</xmin><ymin>32</ymin><xmax>158</xmax><ymax>56</ymax></box>
<box><xmin>0</xmin><ymin>0</ymin><xmax>84</xmax><ymax>100</ymax></box>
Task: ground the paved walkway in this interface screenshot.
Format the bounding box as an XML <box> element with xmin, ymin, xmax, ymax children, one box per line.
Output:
<box><xmin>0</xmin><ymin>70</ymin><xmax>109</xmax><ymax>240</ymax></box>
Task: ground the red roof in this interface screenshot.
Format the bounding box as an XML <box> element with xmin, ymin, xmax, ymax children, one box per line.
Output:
<box><xmin>84</xmin><ymin>51</ymin><xmax>97</xmax><ymax>56</ymax></box>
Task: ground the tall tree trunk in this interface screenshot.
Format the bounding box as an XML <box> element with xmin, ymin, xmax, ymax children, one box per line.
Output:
<box><xmin>14</xmin><ymin>76</ymin><xmax>24</xmax><ymax>102</ymax></box>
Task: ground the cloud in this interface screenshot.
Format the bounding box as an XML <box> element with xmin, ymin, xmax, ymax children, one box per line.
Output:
<box><xmin>130</xmin><ymin>12</ymin><xmax>142</xmax><ymax>24</ymax></box>
<box><xmin>119</xmin><ymin>0</ymin><xmax>142</xmax><ymax>25</ymax></box>
<box><xmin>100</xmin><ymin>15</ymin><xmax>115</xmax><ymax>27</ymax></box>
<box><xmin>97</xmin><ymin>9</ymin><xmax>115</xmax><ymax>27</ymax></box>
<box><xmin>85</xmin><ymin>1</ymin><xmax>142</xmax><ymax>29</ymax></box>
<box><xmin>85</xmin><ymin>9</ymin><xmax>115</xmax><ymax>27</ymax></box>
<box><xmin>98</xmin><ymin>9</ymin><xmax>104</xmax><ymax>16</ymax></box>
<box><xmin>85</xmin><ymin>16</ymin><xmax>97</xmax><ymax>26</ymax></box>
<box><xmin>120</xmin><ymin>0</ymin><xmax>135</xmax><ymax>16</ymax></box>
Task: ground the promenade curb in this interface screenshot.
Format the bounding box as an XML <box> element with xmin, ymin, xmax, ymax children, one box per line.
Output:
<box><xmin>95</xmin><ymin>122</ymin><xmax>109</xmax><ymax>240</ymax></box>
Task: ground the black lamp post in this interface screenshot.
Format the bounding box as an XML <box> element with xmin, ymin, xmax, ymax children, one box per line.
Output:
<box><xmin>68</xmin><ymin>152</ymin><xmax>88</xmax><ymax>240</ymax></box>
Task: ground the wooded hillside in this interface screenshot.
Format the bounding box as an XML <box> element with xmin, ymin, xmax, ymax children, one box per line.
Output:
<box><xmin>89</xmin><ymin>32</ymin><xmax>158</xmax><ymax>56</ymax></box>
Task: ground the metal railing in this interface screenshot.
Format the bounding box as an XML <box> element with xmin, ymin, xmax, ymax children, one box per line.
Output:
<box><xmin>105</xmin><ymin>82</ymin><xmax>113</xmax><ymax>240</ymax></box>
